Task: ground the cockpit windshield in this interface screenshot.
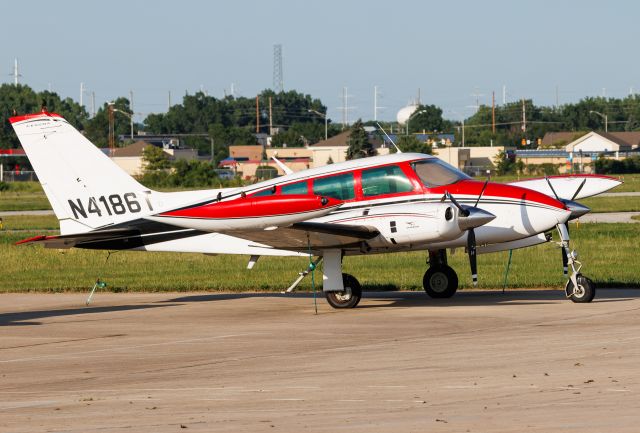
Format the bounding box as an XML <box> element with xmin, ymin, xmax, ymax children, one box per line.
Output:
<box><xmin>411</xmin><ymin>158</ymin><xmax>471</xmax><ymax>187</ymax></box>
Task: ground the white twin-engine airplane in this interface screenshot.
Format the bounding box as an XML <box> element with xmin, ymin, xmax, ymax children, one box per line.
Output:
<box><xmin>11</xmin><ymin>110</ymin><xmax>622</xmax><ymax>308</ymax></box>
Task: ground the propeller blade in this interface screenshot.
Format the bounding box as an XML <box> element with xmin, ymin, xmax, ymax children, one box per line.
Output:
<box><xmin>561</xmin><ymin>223</ymin><xmax>569</xmax><ymax>275</ymax></box>
<box><xmin>468</xmin><ymin>228</ymin><xmax>478</xmax><ymax>286</ymax></box>
<box><xmin>545</xmin><ymin>176</ymin><xmax>561</xmax><ymax>201</ymax></box>
<box><xmin>570</xmin><ymin>178</ymin><xmax>587</xmax><ymax>201</ymax></box>
<box><xmin>474</xmin><ymin>178</ymin><xmax>489</xmax><ymax>208</ymax></box>
<box><xmin>446</xmin><ymin>192</ymin><xmax>469</xmax><ymax>217</ymax></box>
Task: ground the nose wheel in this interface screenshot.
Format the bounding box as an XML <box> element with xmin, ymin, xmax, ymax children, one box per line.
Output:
<box><xmin>325</xmin><ymin>273</ymin><xmax>362</xmax><ymax>309</ymax></box>
<box><xmin>565</xmin><ymin>274</ymin><xmax>596</xmax><ymax>303</ymax></box>
<box><xmin>423</xmin><ymin>266</ymin><xmax>458</xmax><ymax>298</ymax></box>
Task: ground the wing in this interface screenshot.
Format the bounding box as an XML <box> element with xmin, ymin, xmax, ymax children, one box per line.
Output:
<box><xmin>508</xmin><ymin>175</ymin><xmax>622</xmax><ymax>200</ymax></box>
<box><xmin>226</xmin><ymin>221</ymin><xmax>380</xmax><ymax>251</ymax></box>
<box><xmin>16</xmin><ymin>217</ymin><xmax>379</xmax><ymax>253</ymax></box>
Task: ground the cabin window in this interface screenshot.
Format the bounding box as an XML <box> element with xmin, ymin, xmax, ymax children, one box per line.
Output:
<box><xmin>361</xmin><ymin>165</ymin><xmax>414</xmax><ymax>197</ymax></box>
<box><xmin>411</xmin><ymin>158</ymin><xmax>470</xmax><ymax>187</ymax></box>
<box><xmin>252</xmin><ymin>187</ymin><xmax>276</xmax><ymax>197</ymax></box>
<box><xmin>281</xmin><ymin>181</ymin><xmax>309</xmax><ymax>195</ymax></box>
<box><xmin>312</xmin><ymin>173</ymin><xmax>355</xmax><ymax>200</ymax></box>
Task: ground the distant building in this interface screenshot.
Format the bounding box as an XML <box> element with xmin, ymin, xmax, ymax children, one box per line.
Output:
<box><xmin>564</xmin><ymin>131</ymin><xmax>638</xmax><ymax>153</ymax></box>
<box><xmin>220</xmin><ymin>145</ymin><xmax>312</xmax><ymax>179</ymax></box>
<box><xmin>542</xmin><ymin>131</ymin><xmax>640</xmax><ymax>151</ymax></box>
<box><xmin>308</xmin><ymin>130</ymin><xmax>391</xmax><ymax>167</ymax></box>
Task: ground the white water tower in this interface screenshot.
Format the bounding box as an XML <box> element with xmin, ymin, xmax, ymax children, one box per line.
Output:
<box><xmin>396</xmin><ymin>104</ymin><xmax>419</xmax><ymax>125</ymax></box>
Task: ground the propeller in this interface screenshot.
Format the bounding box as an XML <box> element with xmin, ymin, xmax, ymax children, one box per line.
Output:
<box><xmin>467</xmin><ymin>225</ymin><xmax>478</xmax><ymax>285</ymax></box>
<box><xmin>545</xmin><ymin>176</ymin><xmax>588</xmax><ymax>275</ymax></box>
<box><xmin>444</xmin><ymin>180</ymin><xmax>493</xmax><ymax>286</ymax></box>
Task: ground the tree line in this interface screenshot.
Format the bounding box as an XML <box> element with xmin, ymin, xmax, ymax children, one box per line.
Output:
<box><xmin>3</xmin><ymin>83</ymin><xmax>640</xmax><ymax>160</ymax></box>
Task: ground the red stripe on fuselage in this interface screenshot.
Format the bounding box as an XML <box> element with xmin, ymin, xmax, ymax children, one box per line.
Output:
<box><xmin>428</xmin><ymin>180</ymin><xmax>566</xmax><ymax>209</ymax></box>
<box><xmin>160</xmin><ymin>195</ymin><xmax>341</xmax><ymax>219</ymax></box>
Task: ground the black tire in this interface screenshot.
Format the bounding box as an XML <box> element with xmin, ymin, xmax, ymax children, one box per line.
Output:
<box><xmin>325</xmin><ymin>273</ymin><xmax>362</xmax><ymax>309</ymax></box>
<box><xmin>566</xmin><ymin>274</ymin><xmax>596</xmax><ymax>303</ymax></box>
<box><xmin>423</xmin><ymin>266</ymin><xmax>458</xmax><ymax>299</ymax></box>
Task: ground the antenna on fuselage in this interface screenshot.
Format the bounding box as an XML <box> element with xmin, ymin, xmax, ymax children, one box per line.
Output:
<box><xmin>376</xmin><ymin>122</ymin><xmax>402</xmax><ymax>154</ymax></box>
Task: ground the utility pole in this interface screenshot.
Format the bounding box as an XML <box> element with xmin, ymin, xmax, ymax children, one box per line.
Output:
<box><xmin>168</xmin><ymin>91</ymin><xmax>172</xmax><ymax>111</ymax></box>
<box><xmin>521</xmin><ymin>98</ymin><xmax>527</xmax><ymax>133</ymax></box>
<box><xmin>91</xmin><ymin>91</ymin><xmax>96</xmax><ymax>118</ymax></box>
<box><xmin>343</xmin><ymin>87</ymin><xmax>348</xmax><ymax>127</ymax></box>
<box><xmin>255</xmin><ymin>95</ymin><xmax>260</xmax><ymax>133</ymax></box>
<box><xmin>268</xmin><ymin>96</ymin><xmax>273</xmax><ymax>136</ymax></box>
<box><xmin>129</xmin><ymin>90</ymin><xmax>134</xmax><ymax>140</ymax></box>
<box><xmin>462</xmin><ymin>118</ymin><xmax>465</xmax><ymax>147</ymax></box>
<box><xmin>210</xmin><ymin>137</ymin><xmax>216</xmax><ymax>168</ymax></box>
<box><xmin>502</xmin><ymin>85</ymin><xmax>506</xmax><ymax>105</ymax></box>
<box><xmin>108</xmin><ymin>103</ymin><xmax>115</xmax><ymax>156</ymax></box>
<box><xmin>80</xmin><ymin>82</ymin><xmax>85</xmax><ymax>108</ymax></box>
<box><xmin>491</xmin><ymin>91</ymin><xmax>496</xmax><ymax>134</ymax></box>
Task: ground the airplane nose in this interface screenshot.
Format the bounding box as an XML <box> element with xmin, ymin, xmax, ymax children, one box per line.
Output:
<box><xmin>564</xmin><ymin>200</ymin><xmax>590</xmax><ymax>220</ymax></box>
<box><xmin>458</xmin><ymin>207</ymin><xmax>496</xmax><ymax>231</ymax></box>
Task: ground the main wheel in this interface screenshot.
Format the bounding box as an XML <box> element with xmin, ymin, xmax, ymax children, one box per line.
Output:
<box><xmin>325</xmin><ymin>273</ymin><xmax>362</xmax><ymax>309</ymax></box>
<box><xmin>566</xmin><ymin>274</ymin><xmax>596</xmax><ymax>303</ymax></box>
<box><xmin>423</xmin><ymin>266</ymin><xmax>458</xmax><ymax>299</ymax></box>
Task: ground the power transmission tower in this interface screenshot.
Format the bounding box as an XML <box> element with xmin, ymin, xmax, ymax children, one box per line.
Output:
<box><xmin>338</xmin><ymin>87</ymin><xmax>355</xmax><ymax>128</ymax></box>
<box><xmin>470</xmin><ymin>89</ymin><xmax>484</xmax><ymax>112</ymax></box>
<box><xmin>374</xmin><ymin>85</ymin><xmax>385</xmax><ymax>121</ymax></box>
<box><xmin>273</xmin><ymin>44</ymin><xmax>284</xmax><ymax>93</ymax></box>
<box><xmin>11</xmin><ymin>58</ymin><xmax>21</xmax><ymax>85</ymax></box>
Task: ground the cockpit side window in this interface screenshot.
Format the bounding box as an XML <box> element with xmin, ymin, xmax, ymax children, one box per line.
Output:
<box><xmin>312</xmin><ymin>172</ymin><xmax>355</xmax><ymax>200</ymax></box>
<box><xmin>361</xmin><ymin>165</ymin><xmax>414</xmax><ymax>197</ymax></box>
<box><xmin>411</xmin><ymin>159</ymin><xmax>470</xmax><ymax>187</ymax></box>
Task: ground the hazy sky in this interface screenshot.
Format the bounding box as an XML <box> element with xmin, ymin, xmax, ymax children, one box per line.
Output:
<box><xmin>2</xmin><ymin>0</ymin><xmax>638</xmax><ymax>123</ymax></box>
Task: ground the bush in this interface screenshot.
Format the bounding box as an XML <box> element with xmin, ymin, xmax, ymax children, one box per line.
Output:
<box><xmin>595</xmin><ymin>156</ymin><xmax>640</xmax><ymax>174</ymax></box>
<box><xmin>0</xmin><ymin>182</ymin><xmax>8</xmax><ymax>192</ymax></box>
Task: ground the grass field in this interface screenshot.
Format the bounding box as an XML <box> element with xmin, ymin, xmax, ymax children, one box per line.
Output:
<box><xmin>1</xmin><ymin>222</ymin><xmax>638</xmax><ymax>293</ymax></box>
<box><xmin>0</xmin><ymin>215</ymin><xmax>59</xmax><ymax>230</ymax></box>
<box><xmin>580</xmin><ymin>196</ymin><xmax>640</xmax><ymax>212</ymax></box>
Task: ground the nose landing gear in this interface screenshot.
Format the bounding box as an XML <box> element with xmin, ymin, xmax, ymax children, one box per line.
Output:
<box><xmin>557</xmin><ymin>223</ymin><xmax>596</xmax><ymax>303</ymax></box>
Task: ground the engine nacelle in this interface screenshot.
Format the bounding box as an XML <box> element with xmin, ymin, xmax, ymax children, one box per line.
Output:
<box><xmin>320</xmin><ymin>202</ymin><xmax>464</xmax><ymax>247</ymax></box>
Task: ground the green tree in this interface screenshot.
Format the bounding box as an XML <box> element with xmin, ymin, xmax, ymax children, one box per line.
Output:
<box><xmin>84</xmin><ymin>97</ymin><xmax>133</xmax><ymax>147</ymax></box>
<box><xmin>494</xmin><ymin>150</ymin><xmax>515</xmax><ymax>175</ymax></box>
<box><xmin>270</xmin><ymin>127</ymin><xmax>306</xmax><ymax>147</ymax></box>
<box><xmin>0</xmin><ymin>84</ymin><xmax>88</xmax><ymax>150</ymax></box>
<box><xmin>142</xmin><ymin>145</ymin><xmax>170</xmax><ymax>170</ymax></box>
<box><xmin>346</xmin><ymin>120</ymin><xmax>375</xmax><ymax>160</ymax></box>
<box><xmin>409</xmin><ymin>104</ymin><xmax>450</xmax><ymax>134</ymax></box>
<box><xmin>396</xmin><ymin>135</ymin><xmax>432</xmax><ymax>154</ymax></box>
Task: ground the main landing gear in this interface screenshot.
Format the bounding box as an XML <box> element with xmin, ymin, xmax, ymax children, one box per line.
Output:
<box><xmin>423</xmin><ymin>250</ymin><xmax>459</xmax><ymax>298</ymax></box>
<box><xmin>325</xmin><ymin>273</ymin><xmax>362</xmax><ymax>309</ymax></box>
<box><xmin>557</xmin><ymin>223</ymin><xmax>596</xmax><ymax>303</ymax></box>
<box><xmin>283</xmin><ymin>249</ymin><xmax>363</xmax><ymax>309</ymax></box>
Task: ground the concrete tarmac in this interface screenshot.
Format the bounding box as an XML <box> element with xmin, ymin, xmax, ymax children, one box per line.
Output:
<box><xmin>2</xmin><ymin>290</ymin><xmax>640</xmax><ymax>433</ymax></box>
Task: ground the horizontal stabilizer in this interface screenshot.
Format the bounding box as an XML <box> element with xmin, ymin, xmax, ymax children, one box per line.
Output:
<box><xmin>16</xmin><ymin>228</ymin><xmax>141</xmax><ymax>249</ymax></box>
